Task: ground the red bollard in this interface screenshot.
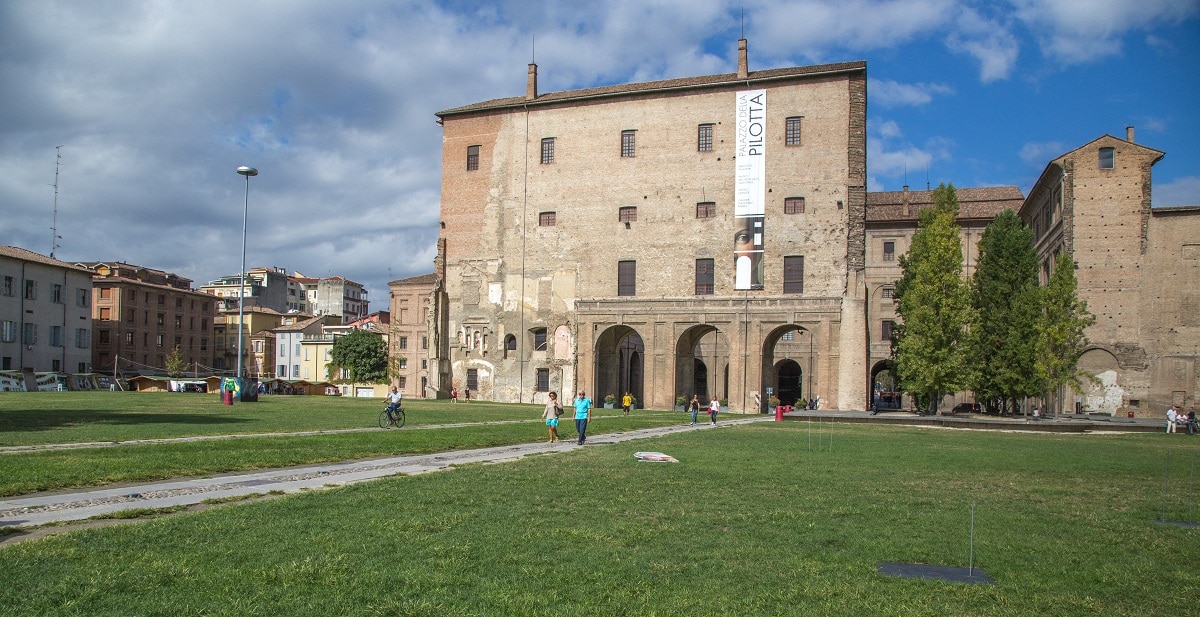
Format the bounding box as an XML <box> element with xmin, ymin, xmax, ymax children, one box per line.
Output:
<box><xmin>775</xmin><ymin>405</ymin><xmax>785</xmax><ymax>422</ymax></box>
<box><xmin>223</xmin><ymin>390</ymin><xmax>233</xmax><ymax>406</ymax></box>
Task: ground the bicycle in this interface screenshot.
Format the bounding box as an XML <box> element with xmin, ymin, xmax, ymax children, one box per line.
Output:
<box><xmin>378</xmin><ymin>404</ymin><xmax>406</xmax><ymax>429</ymax></box>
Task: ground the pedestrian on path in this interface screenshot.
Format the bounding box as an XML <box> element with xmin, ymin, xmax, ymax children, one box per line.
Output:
<box><xmin>451</xmin><ymin>388</ymin><xmax>458</xmax><ymax>403</ymax></box>
<box><xmin>573</xmin><ymin>391</ymin><xmax>592</xmax><ymax>445</ymax></box>
<box><xmin>689</xmin><ymin>395</ymin><xmax>701</xmax><ymax>425</ymax></box>
<box><xmin>708</xmin><ymin>398</ymin><xmax>720</xmax><ymax>425</ymax></box>
<box><xmin>622</xmin><ymin>392</ymin><xmax>633</xmax><ymax>416</ymax></box>
<box><xmin>542</xmin><ymin>392</ymin><xmax>562</xmax><ymax>443</ymax></box>
<box><xmin>1167</xmin><ymin>405</ymin><xmax>1178</xmax><ymax>433</ymax></box>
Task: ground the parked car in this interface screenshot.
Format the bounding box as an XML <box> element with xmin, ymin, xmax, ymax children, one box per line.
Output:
<box><xmin>951</xmin><ymin>402</ymin><xmax>981</xmax><ymax>414</ymax></box>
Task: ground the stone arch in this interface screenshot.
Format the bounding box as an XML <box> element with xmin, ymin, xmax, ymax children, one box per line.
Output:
<box><xmin>675</xmin><ymin>324</ymin><xmax>729</xmax><ymax>405</ymax></box>
<box><xmin>1078</xmin><ymin>347</ymin><xmax>1123</xmax><ymax>414</ymax></box>
<box><xmin>762</xmin><ymin>325</ymin><xmax>815</xmax><ymax>411</ymax></box>
<box><xmin>870</xmin><ymin>359</ymin><xmax>901</xmax><ymax>410</ymax></box>
<box><xmin>594</xmin><ymin>325</ymin><xmax>645</xmax><ymax>405</ymax></box>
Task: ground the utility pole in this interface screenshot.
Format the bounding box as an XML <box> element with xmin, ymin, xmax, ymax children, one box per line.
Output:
<box><xmin>50</xmin><ymin>145</ymin><xmax>63</xmax><ymax>258</ymax></box>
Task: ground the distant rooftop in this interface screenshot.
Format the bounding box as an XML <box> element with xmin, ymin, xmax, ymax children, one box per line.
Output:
<box><xmin>866</xmin><ymin>186</ymin><xmax>1024</xmax><ymax>224</ymax></box>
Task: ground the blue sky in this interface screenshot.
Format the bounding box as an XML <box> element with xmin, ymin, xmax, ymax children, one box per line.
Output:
<box><xmin>2</xmin><ymin>0</ymin><xmax>1197</xmax><ymax>306</ymax></box>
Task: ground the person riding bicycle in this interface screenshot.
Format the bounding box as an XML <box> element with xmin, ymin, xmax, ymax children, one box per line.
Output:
<box><xmin>385</xmin><ymin>386</ymin><xmax>403</xmax><ymax>419</ymax></box>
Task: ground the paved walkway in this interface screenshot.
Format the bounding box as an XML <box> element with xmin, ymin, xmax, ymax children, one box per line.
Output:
<box><xmin>0</xmin><ymin>416</ymin><xmax>770</xmax><ymax>529</ymax></box>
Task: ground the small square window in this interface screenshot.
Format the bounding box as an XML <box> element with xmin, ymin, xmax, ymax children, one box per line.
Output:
<box><xmin>696</xmin><ymin>202</ymin><xmax>716</xmax><ymax>219</ymax></box>
<box><xmin>882</xmin><ymin>287</ymin><xmax>894</xmax><ymax>299</ymax></box>
<box><xmin>466</xmin><ymin>145</ymin><xmax>480</xmax><ymax>171</ymax></box>
<box><xmin>619</xmin><ymin>206</ymin><xmax>637</xmax><ymax>223</ymax></box>
<box><xmin>621</xmin><ymin>130</ymin><xmax>636</xmax><ymax>158</ymax></box>
<box><xmin>786</xmin><ymin>116</ymin><xmax>802</xmax><ymax>146</ymax></box>
<box><xmin>784</xmin><ymin>197</ymin><xmax>805</xmax><ymax>214</ymax></box>
<box><xmin>1098</xmin><ymin>147</ymin><xmax>1114</xmax><ymax>169</ymax></box>
<box><xmin>539</xmin><ymin>211</ymin><xmax>556</xmax><ymax>226</ymax></box>
<box><xmin>541</xmin><ymin>138</ymin><xmax>555</xmax><ymax>164</ymax></box>
<box><xmin>698</xmin><ymin>124</ymin><xmax>713</xmax><ymax>152</ymax></box>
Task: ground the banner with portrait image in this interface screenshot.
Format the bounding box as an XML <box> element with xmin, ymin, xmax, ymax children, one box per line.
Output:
<box><xmin>735</xmin><ymin>89</ymin><xmax>766</xmax><ymax>290</ymax></box>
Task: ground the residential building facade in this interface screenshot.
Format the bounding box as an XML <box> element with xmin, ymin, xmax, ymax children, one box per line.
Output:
<box><xmin>0</xmin><ymin>246</ymin><xmax>93</xmax><ymax>376</ymax></box>
<box><xmin>432</xmin><ymin>40</ymin><xmax>868</xmax><ymax>411</ymax></box>
<box><xmin>388</xmin><ymin>273</ymin><xmax>436</xmax><ymax>397</ymax></box>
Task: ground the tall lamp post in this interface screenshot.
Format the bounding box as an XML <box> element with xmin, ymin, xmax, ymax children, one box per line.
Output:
<box><xmin>235</xmin><ymin>166</ymin><xmax>258</xmax><ymax>396</ymax></box>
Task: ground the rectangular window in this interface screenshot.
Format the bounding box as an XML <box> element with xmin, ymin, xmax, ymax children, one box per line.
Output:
<box><xmin>696</xmin><ymin>202</ymin><xmax>716</xmax><ymax>219</ymax></box>
<box><xmin>784</xmin><ymin>197</ymin><xmax>806</xmax><ymax>214</ymax></box>
<box><xmin>158</xmin><ymin>294</ymin><xmax>165</xmax><ymax>306</ymax></box>
<box><xmin>1</xmin><ymin>276</ymin><xmax>12</xmax><ymax>296</ymax></box>
<box><xmin>399</xmin><ymin>358</ymin><xmax>408</xmax><ymax>369</ymax></box>
<box><xmin>99</xmin><ymin>329</ymin><xmax>112</xmax><ymax>344</ymax></box>
<box><xmin>466</xmin><ymin>368</ymin><xmax>479</xmax><ymax>391</ymax></box>
<box><xmin>398</xmin><ymin>376</ymin><xmax>407</xmax><ymax>389</ymax></box>
<box><xmin>421</xmin><ymin>359</ymin><xmax>427</xmax><ymax>369</ymax></box>
<box><xmin>1</xmin><ymin>320</ymin><xmax>15</xmax><ymax>343</ymax></box>
<box><xmin>24</xmin><ymin>279</ymin><xmax>36</xmax><ymax>300</ymax></box>
<box><xmin>100</xmin><ymin>287</ymin><xmax>112</xmax><ymax>300</ymax></box>
<box><xmin>51</xmin><ymin>284</ymin><xmax>64</xmax><ymax>303</ymax></box>
<box><xmin>783</xmin><ymin>256</ymin><xmax>805</xmax><ymax>293</ymax></box>
<box><xmin>422</xmin><ymin>336</ymin><xmax>428</xmax><ymax>350</ymax></box>
<box><xmin>278</xmin><ymin>365</ymin><xmax>288</xmax><ymax>378</ymax></box>
<box><xmin>293</xmin><ymin>364</ymin><xmax>299</xmax><ymax>378</ymax></box>
<box><xmin>175</xmin><ymin>297</ymin><xmax>183</xmax><ymax>308</ymax></box>
<box><xmin>127</xmin><ymin>309</ymin><xmax>135</xmax><ymax>323</ymax></box>
<box><xmin>126</xmin><ymin>331</ymin><xmax>134</xmax><ymax>345</ymax></box>
<box><xmin>883</xmin><ymin>241</ymin><xmax>895</xmax><ymax>261</ymax></box>
<box><xmin>539</xmin><ymin>211</ymin><xmax>556</xmax><ymax>226</ymax></box>
<box><xmin>174</xmin><ymin>316</ymin><xmax>182</xmax><ymax>329</ymax></box>
<box><xmin>253</xmin><ymin>340</ymin><xmax>263</xmax><ymax>353</ymax></box>
<box><xmin>541</xmin><ymin>138</ymin><xmax>555</xmax><ymax>164</ymax></box>
<box><xmin>533</xmin><ymin>328</ymin><xmax>547</xmax><ymax>351</ymax></box>
<box><xmin>156</xmin><ymin>334</ymin><xmax>164</xmax><ymax>347</ymax></box>
<box><xmin>280</xmin><ymin>344</ymin><xmax>286</xmax><ymax>356</ymax></box>
<box><xmin>22</xmin><ymin>323</ymin><xmax>36</xmax><ymax>345</ymax></box>
<box><xmin>618</xmin><ymin>206</ymin><xmax>637</xmax><ymax>223</ymax></box>
<box><xmin>536</xmin><ymin>368</ymin><xmax>550</xmax><ymax>392</ymax></box>
<box><xmin>466</xmin><ymin>145</ymin><xmax>480</xmax><ymax>171</ymax></box>
<box><xmin>617</xmin><ymin>260</ymin><xmax>636</xmax><ymax>296</ymax></box>
<box><xmin>882</xmin><ymin>320</ymin><xmax>895</xmax><ymax>342</ymax></box>
<box><xmin>399</xmin><ymin>336</ymin><xmax>408</xmax><ymax>350</ymax></box>
<box><xmin>785</xmin><ymin>116</ymin><xmax>802</xmax><ymax>146</ymax></box>
<box><xmin>157</xmin><ymin>313</ymin><xmax>165</xmax><ymax>326</ymax></box>
<box><xmin>698</xmin><ymin>123</ymin><xmax>713</xmax><ymax>152</ymax></box>
<box><xmin>621</xmin><ymin>130</ymin><xmax>636</xmax><ymax>158</ymax></box>
<box><xmin>99</xmin><ymin>308</ymin><xmax>111</xmax><ymax>320</ymax></box>
<box><xmin>1098</xmin><ymin>147</ymin><xmax>1114</xmax><ymax>169</ymax></box>
<box><xmin>882</xmin><ymin>286</ymin><xmax>894</xmax><ymax>299</ymax></box>
<box><xmin>695</xmin><ymin>259</ymin><xmax>715</xmax><ymax>295</ymax></box>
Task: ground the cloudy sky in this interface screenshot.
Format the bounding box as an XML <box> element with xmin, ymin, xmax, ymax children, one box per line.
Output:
<box><xmin>3</xmin><ymin>0</ymin><xmax>1198</xmax><ymax>307</ymax></box>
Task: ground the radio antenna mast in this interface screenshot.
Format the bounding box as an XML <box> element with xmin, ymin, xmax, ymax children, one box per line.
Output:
<box><xmin>50</xmin><ymin>145</ymin><xmax>63</xmax><ymax>258</ymax></box>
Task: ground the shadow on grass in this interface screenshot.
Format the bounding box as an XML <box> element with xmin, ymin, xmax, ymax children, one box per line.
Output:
<box><xmin>0</xmin><ymin>410</ymin><xmax>252</xmax><ymax>433</ymax></box>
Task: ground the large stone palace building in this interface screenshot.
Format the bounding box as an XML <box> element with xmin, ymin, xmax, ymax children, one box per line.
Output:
<box><xmin>431</xmin><ymin>40</ymin><xmax>868</xmax><ymax>412</ymax></box>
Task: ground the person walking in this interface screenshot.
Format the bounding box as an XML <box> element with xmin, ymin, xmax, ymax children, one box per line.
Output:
<box><xmin>622</xmin><ymin>392</ymin><xmax>633</xmax><ymax>416</ymax></box>
<box><xmin>573</xmin><ymin>391</ymin><xmax>592</xmax><ymax>445</ymax></box>
<box><xmin>1167</xmin><ymin>405</ymin><xmax>1178</xmax><ymax>434</ymax></box>
<box><xmin>450</xmin><ymin>387</ymin><xmax>458</xmax><ymax>403</ymax></box>
<box><xmin>708</xmin><ymin>398</ymin><xmax>720</xmax><ymax>425</ymax></box>
<box><xmin>688</xmin><ymin>395</ymin><xmax>701</xmax><ymax>425</ymax></box>
<box><xmin>542</xmin><ymin>392</ymin><xmax>562</xmax><ymax>443</ymax></box>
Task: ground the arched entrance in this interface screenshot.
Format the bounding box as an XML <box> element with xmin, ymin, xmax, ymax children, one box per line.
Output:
<box><xmin>762</xmin><ymin>326</ymin><xmax>813</xmax><ymax>410</ymax></box>
<box><xmin>675</xmin><ymin>325</ymin><xmax>729</xmax><ymax>404</ymax></box>
<box><xmin>1078</xmin><ymin>348</ymin><xmax>1122</xmax><ymax>414</ymax></box>
<box><xmin>594</xmin><ymin>326</ymin><xmax>645</xmax><ymax>404</ymax></box>
<box><xmin>870</xmin><ymin>360</ymin><xmax>901</xmax><ymax>410</ymax></box>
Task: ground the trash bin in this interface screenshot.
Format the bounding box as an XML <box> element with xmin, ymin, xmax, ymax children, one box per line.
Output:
<box><xmin>222</xmin><ymin>390</ymin><xmax>233</xmax><ymax>406</ymax></box>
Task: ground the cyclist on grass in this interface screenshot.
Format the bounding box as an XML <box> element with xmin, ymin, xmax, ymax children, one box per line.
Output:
<box><xmin>385</xmin><ymin>386</ymin><xmax>403</xmax><ymax>420</ymax></box>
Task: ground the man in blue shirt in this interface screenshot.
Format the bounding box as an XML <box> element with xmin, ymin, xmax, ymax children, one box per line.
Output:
<box><xmin>573</xmin><ymin>391</ymin><xmax>592</xmax><ymax>445</ymax></box>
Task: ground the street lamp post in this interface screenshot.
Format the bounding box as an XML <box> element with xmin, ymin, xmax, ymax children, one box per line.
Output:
<box><xmin>235</xmin><ymin>166</ymin><xmax>258</xmax><ymax>396</ymax></box>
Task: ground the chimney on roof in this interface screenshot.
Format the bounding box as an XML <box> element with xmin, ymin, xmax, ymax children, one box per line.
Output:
<box><xmin>526</xmin><ymin>62</ymin><xmax>538</xmax><ymax>101</ymax></box>
<box><xmin>738</xmin><ymin>39</ymin><xmax>748</xmax><ymax>79</ymax></box>
<box><xmin>1126</xmin><ymin>125</ymin><xmax>1134</xmax><ymax>143</ymax></box>
<box><xmin>902</xmin><ymin>185</ymin><xmax>910</xmax><ymax>217</ymax></box>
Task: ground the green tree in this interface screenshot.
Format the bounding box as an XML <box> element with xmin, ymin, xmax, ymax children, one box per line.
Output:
<box><xmin>1036</xmin><ymin>252</ymin><xmax>1096</xmax><ymax>413</ymax></box>
<box><xmin>893</xmin><ymin>183</ymin><xmax>974</xmax><ymax>415</ymax></box>
<box><xmin>328</xmin><ymin>329</ymin><xmax>388</xmax><ymax>387</ymax></box>
<box><xmin>165</xmin><ymin>345</ymin><xmax>187</xmax><ymax>378</ymax></box>
<box><xmin>969</xmin><ymin>210</ymin><xmax>1041</xmax><ymax>413</ymax></box>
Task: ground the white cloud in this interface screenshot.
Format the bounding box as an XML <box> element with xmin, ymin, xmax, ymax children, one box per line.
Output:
<box><xmin>1153</xmin><ymin>176</ymin><xmax>1200</xmax><ymax>207</ymax></box>
<box><xmin>1019</xmin><ymin>141</ymin><xmax>1067</xmax><ymax>167</ymax></box>
<box><xmin>751</xmin><ymin>0</ymin><xmax>957</xmax><ymax>61</ymax></box>
<box><xmin>945</xmin><ymin>6</ymin><xmax>1020</xmax><ymax>82</ymax></box>
<box><xmin>871</xmin><ymin>79</ymin><xmax>954</xmax><ymax>107</ymax></box>
<box><xmin>1012</xmin><ymin>0</ymin><xmax>1200</xmax><ymax>65</ymax></box>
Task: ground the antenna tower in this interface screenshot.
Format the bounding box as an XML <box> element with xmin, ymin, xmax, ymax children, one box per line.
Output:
<box><xmin>50</xmin><ymin>145</ymin><xmax>63</xmax><ymax>258</ymax></box>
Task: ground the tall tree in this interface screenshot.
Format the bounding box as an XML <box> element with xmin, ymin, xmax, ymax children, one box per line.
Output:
<box><xmin>165</xmin><ymin>345</ymin><xmax>187</xmax><ymax>378</ymax></box>
<box><xmin>893</xmin><ymin>183</ymin><xmax>974</xmax><ymax>415</ymax></box>
<box><xmin>328</xmin><ymin>329</ymin><xmax>388</xmax><ymax>387</ymax></box>
<box><xmin>1036</xmin><ymin>252</ymin><xmax>1096</xmax><ymax>413</ymax></box>
<box><xmin>969</xmin><ymin>210</ymin><xmax>1041</xmax><ymax>413</ymax></box>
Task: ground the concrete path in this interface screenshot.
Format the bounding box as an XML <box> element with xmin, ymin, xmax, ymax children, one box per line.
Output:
<box><xmin>0</xmin><ymin>416</ymin><xmax>771</xmax><ymax>529</ymax></box>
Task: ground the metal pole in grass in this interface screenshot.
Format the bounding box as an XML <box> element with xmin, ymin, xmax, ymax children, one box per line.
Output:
<box><xmin>1190</xmin><ymin>453</ymin><xmax>1196</xmax><ymax>523</ymax></box>
<box><xmin>969</xmin><ymin>502</ymin><xmax>976</xmax><ymax>577</ymax></box>
<box><xmin>1162</xmin><ymin>450</ymin><xmax>1171</xmax><ymax>522</ymax></box>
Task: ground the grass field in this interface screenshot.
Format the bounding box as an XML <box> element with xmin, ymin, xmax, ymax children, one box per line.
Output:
<box><xmin>1</xmin><ymin>393</ymin><xmax>1198</xmax><ymax>615</ymax></box>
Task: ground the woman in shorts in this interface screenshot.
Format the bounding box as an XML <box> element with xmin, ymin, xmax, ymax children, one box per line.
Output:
<box><xmin>542</xmin><ymin>392</ymin><xmax>562</xmax><ymax>443</ymax></box>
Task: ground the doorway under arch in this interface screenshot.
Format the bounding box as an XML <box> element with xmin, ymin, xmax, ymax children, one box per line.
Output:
<box><xmin>870</xmin><ymin>360</ymin><xmax>901</xmax><ymax>410</ymax></box>
<box><xmin>675</xmin><ymin>324</ymin><xmax>729</xmax><ymax>404</ymax></box>
<box><xmin>761</xmin><ymin>326</ymin><xmax>813</xmax><ymax>410</ymax></box>
<box><xmin>594</xmin><ymin>326</ymin><xmax>644</xmax><ymax>404</ymax></box>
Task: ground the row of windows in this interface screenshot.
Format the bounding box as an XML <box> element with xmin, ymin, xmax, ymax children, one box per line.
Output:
<box><xmin>611</xmin><ymin>257</ymin><xmax>805</xmax><ymax>296</ymax></box>
<box><xmin>1</xmin><ymin>277</ymin><xmax>90</xmax><ymax>306</ymax></box>
<box><xmin>95</xmin><ymin>329</ymin><xmax>209</xmax><ymax>352</ymax></box>
<box><xmin>1</xmin><ymin>321</ymin><xmax>90</xmax><ymax>348</ymax></box>
<box><xmin>100</xmin><ymin>308</ymin><xmax>210</xmax><ymax>331</ymax></box>
<box><xmin>537</xmin><ymin>197</ymin><xmax>810</xmax><ymax>227</ymax></box>
<box><xmin>96</xmin><ymin>287</ymin><xmax>212</xmax><ymax>311</ymax></box>
<box><xmin>469</xmin><ymin>116</ymin><xmax>804</xmax><ymax>169</ymax></box>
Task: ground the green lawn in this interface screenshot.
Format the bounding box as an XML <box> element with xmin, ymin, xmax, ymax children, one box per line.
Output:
<box><xmin>0</xmin><ymin>392</ymin><xmax>683</xmax><ymax>496</ymax></box>
<box><xmin>1</xmin><ymin>394</ymin><xmax>1198</xmax><ymax>615</ymax></box>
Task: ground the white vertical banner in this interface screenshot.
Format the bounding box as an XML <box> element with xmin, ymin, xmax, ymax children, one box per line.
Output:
<box><xmin>735</xmin><ymin>89</ymin><xmax>766</xmax><ymax>290</ymax></box>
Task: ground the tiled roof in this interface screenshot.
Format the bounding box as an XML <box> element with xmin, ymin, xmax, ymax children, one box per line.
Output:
<box><xmin>866</xmin><ymin>186</ymin><xmax>1024</xmax><ymax>223</ymax></box>
<box><xmin>0</xmin><ymin>245</ymin><xmax>93</xmax><ymax>273</ymax></box>
<box><xmin>438</xmin><ymin>61</ymin><xmax>866</xmax><ymax>117</ymax></box>
<box><xmin>274</xmin><ymin>316</ymin><xmax>326</xmax><ymax>332</ymax></box>
<box><xmin>389</xmin><ymin>273</ymin><xmax>438</xmax><ymax>286</ymax></box>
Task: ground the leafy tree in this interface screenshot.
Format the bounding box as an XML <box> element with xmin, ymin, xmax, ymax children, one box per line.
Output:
<box><xmin>328</xmin><ymin>329</ymin><xmax>388</xmax><ymax>386</ymax></box>
<box><xmin>165</xmin><ymin>346</ymin><xmax>187</xmax><ymax>378</ymax></box>
<box><xmin>893</xmin><ymin>183</ymin><xmax>974</xmax><ymax>415</ymax></box>
<box><xmin>969</xmin><ymin>210</ymin><xmax>1041</xmax><ymax>413</ymax></box>
<box><xmin>1036</xmin><ymin>252</ymin><xmax>1096</xmax><ymax>413</ymax></box>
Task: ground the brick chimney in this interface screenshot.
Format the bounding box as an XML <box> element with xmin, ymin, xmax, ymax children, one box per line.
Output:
<box><xmin>526</xmin><ymin>63</ymin><xmax>538</xmax><ymax>101</ymax></box>
<box><xmin>1126</xmin><ymin>125</ymin><xmax>1134</xmax><ymax>143</ymax></box>
<box><xmin>902</xmin><ymin>185</ymin><xmax>910</xmax><ymax>217</ymax></box>
<box><xmin>738</xmin><ymin>39</ymin><xmax>748</xmax><ymax>79</ymax></box>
